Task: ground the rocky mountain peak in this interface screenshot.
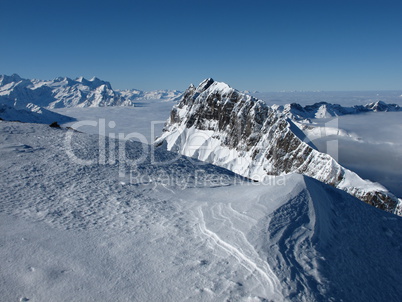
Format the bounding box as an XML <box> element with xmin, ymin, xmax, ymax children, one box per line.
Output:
<box><xmin>0</xmin><ymin>73</ymin><xmax>23</xmax><ymax>85</ymax></box>
<box><xmin>157</xmin><ymin>79</ymin><xmax>401</xmax><ymax>215</ymax></box>
<box><xmin>196</xmin><ymin>78</ymin><xmax>215</xmax><ymax>92</ymax></box>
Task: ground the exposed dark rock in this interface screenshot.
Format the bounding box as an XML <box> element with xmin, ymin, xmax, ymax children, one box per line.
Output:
<box><xmin>49</xmin><ymin>122</ymin><xmax>61</xmax><ymax>128</ymax></box>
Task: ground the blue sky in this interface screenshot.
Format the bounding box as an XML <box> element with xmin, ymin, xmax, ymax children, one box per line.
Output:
<box><xmin>1</xmin><ymin>0</ymin><xmax>401</xmax><ymax>91</ymax></box>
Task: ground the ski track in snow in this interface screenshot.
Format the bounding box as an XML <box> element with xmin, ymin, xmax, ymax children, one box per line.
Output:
<box><xmin>195</xmin><ymin>204</ymin><xmax>283</xmax><ymax>300</ymax></box>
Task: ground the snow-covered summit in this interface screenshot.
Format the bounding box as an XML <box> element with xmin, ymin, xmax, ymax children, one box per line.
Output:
<box><xmin>74</xmin><ymin>76</ymin><xmax>113</xmax><ymax>90</ymax></box>
<box><xmin>365</xmin><ymin>100</ymin><xmax>400</xmax><ymax>112</ymax></box>
<box><xmin>0</xmin><ymin>74</ymin><xmax>183</xmax><ymax>109</ymax></box>
<box><xmin>119</xmin><ymin>88</ymin><xmax>183</xmax><ymax>102</ymax></box>
<box><xmin>0</xmin><ymin>73</ymin><xmax>23</xmax><ymax>85</ymax></box>
<box><xmin>156</xmin><ymin>79</ymin><xmax>401</xmax><ymax>215</ymax></box>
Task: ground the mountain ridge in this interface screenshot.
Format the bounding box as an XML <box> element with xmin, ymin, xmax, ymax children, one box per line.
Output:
<box><xmin>274</xmin><ymin>100</ymin><xmax>401</xmax><ymax>121</ymax></box>
<box><xmin>156</xmin><ymin>78</ymin><xmax>401</xmax><ymax>215</ymax></box>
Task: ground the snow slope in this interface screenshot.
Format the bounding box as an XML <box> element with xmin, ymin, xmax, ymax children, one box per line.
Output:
<box><xmin>0</xmin><ymin>103</ymin><xmax>74</xmax><ymax>124</ymax></box>
<box><xmin>0</xmin><ymin>121</ymin><xmax>401</xmax><ymax>301</ymax></box>
<box><xmin>0</xmin><ymin>74</ymin><xmax>182</xmax><ymax>109</ymax></box>
<box><xmin>156</xmin><ymin>79</ymin><xmax>401</xmax><ymax>214</ymax></box>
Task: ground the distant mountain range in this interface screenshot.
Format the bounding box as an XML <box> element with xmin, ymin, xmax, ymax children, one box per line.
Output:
<box><xmin>1</xmin><ymin>74</ymin><xmax>400</xmax><ymax>124</ymax></box>
<box><xmin>274</xmin><ymin>100</ymin><xmax>401</xmax><ymax>121</ymax></box>
<box><xmin>0</xmin><ymin>74</ymin><xmax>182</xmax><ymax>109</ymax></box>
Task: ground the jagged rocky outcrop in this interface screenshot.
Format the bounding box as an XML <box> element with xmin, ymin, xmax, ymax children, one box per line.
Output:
<box><xmin>0</xmin><ymin>74</ymin><xmax>182</xmax><ymax>109</ymax></box>
<box><xmin>156</xmin><ymin>78</ymin><xmax>401</xmax><ymax>215</ymax></box>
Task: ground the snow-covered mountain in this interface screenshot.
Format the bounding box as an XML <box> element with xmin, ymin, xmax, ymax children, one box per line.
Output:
<box><xmin>0</xmin><ymin>74</ymin><xmax>182</xmax><ymax>109</ymax></box>
<box><xmin>273</xmin><ymin>100</ymin><xmax>401</xmax><ymax>121</ymax></box>
<box><xmin>119</xmin><ymin>88</ymin><xmax>183</xmax><ymax>102</ymax></box>
<box><xmin>1</xmin><ymin>120</ymin><xmax>402</xmax><ymax>301</ymax></box>
<box><xmin>156</xmin><ymin>78</ymin><xmax>401</xmax><ymax>215</ymax></box>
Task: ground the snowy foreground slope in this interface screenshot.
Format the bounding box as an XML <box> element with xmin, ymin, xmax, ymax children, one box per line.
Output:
<box><xmin>0</xmin><ymin>74</ymin><xmax>182</xmax><ymax>109</ymax></box>
<box><xmin>156</xmin><ymin>79</ymin><xmax>401</xmax><ymax>215</ymax></box>
<box><xmin>1</xmin><ymin>121</ymin><xmax>402</xmax><ymax>302</ymax></box>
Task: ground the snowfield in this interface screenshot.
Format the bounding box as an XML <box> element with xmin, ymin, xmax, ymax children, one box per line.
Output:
<box><xmin>1</xmin><ymin>121</ymin><xmax>401</xmax><ymax>301</ymax></box>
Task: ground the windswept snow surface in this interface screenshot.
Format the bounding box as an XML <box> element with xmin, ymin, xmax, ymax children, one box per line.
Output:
<box><xmin>1</xmin><ymin>121</ymin><xmax>402</xmax><ymax>301</ymax></box>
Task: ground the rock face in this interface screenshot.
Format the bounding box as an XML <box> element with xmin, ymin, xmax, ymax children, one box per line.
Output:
<box><xmin>0</xmin><ymin>74</ymin><xmax>182</xmax><ymax>109</ymax></box>
<box><xmin>156</xmin><ymin>78</ymin><xmax>401</xmax><ymax>215</ymax></box>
